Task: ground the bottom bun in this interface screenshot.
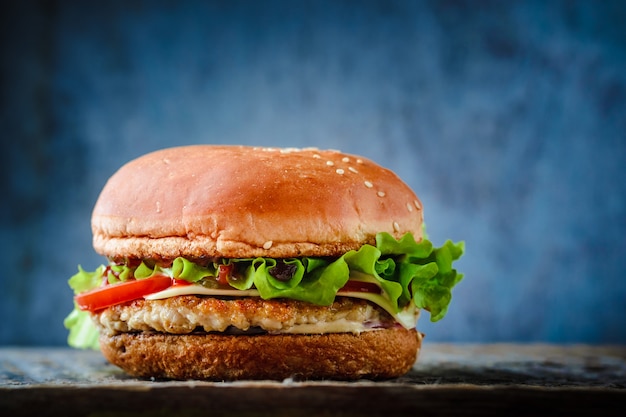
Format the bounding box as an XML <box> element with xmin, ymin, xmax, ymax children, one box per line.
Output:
<box><xmin>99</xmin><ymin>328</ymin><xmax>422</xmax><ymax>381</ymax></box>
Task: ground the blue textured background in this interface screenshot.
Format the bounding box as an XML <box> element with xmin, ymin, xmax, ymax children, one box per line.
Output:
<box><xmin>1</xmin><ymin>0</ymin><xmax>625</xmax><ymax>346</ymax></box>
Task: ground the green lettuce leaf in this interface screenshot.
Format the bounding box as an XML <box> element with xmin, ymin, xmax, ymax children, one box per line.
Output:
<box><xmin>63</xmin><ymin>305</ymin><xmax>100</xmax><ymax>350</ymax></box>
<box><xmin>250</xmin><ymin>257</ymin><xmax>348</xmax><ymax>305</ymax></box>
<box><xmin>68</xmin><ymin>265</ymin><xmax>105</xmax><ymax>294</ymax></box>
<box><xmin>65</xmin><ymin>232</ymin><xmax>464</xmax><ymax>349</ymax></box>
<box><xmin>171</xmin><ymin>258</ymin><xmax>217</xmax><ymax>283</ymax></box>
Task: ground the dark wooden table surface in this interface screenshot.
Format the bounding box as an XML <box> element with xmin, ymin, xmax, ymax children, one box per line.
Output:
<box><xmin>2</xmin><ymin>343</ymin><xmax>625</xmax><ymax>416</ymax></box>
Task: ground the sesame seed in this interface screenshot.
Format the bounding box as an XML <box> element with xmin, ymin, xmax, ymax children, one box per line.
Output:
<box><xmin>336</xmin><ymin>168</ymin><xmax>345</xmax><ymax>175</ymax></box>
<box><xmin>313</xmin><ymin>154</ymin><xmax>321</xmax><ymax>159</ymax></box>
<box><xmin>263</xmin><ymin>240</ymin><xmax>273</xmax><ymax>250</ymax></box>
<box><xmin>393</xmin><ymin>222</ymin><xmax>400</xmax><ymax>232</ymax></box>
<box><xmin>377</xmin><ymin>191</ymin><xmax>386</xmax><ymax>197</ymax></box>
<box><xmin>407</xmin><ymin>202</ymin><xmax>413</xmax><ymax>212</ymax></box>
<box><xmin>364</xmin><ymin>181</ymin><xmax>373</xmax><ymax>188</ymax></box>
<box><xmin>342</xmin><ymin>157</ymin><xmax>350</xmax><ymax>163</ymax></box>
<box><xmin>414</xmin><ymin>200</ymin><xmax>421</xmax><ymax>210</ymax></box>
<box><xmin>348</xmin><ymin>167</ymin><xmax>358</xmax><ymax>174</ymax></box>
<box><xmin>356</xmin><ymin>159</ymin><xmax>364</xmax><ymax>164</ymax></box>
<box><xmin>326</xmin><ymin>160</ymin><xmax>335</xmax><ymax>166</ymax></box>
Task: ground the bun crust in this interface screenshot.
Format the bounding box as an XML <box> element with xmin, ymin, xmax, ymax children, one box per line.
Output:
<box><xmin>92</xmin><ymin>146</ymin><xmax>423</xmax><ymax>260</ymax></box>
<box><xmin>99</xmin><ymin>327</ymin><xmax>422</xmax><ymax>380</ymax></box>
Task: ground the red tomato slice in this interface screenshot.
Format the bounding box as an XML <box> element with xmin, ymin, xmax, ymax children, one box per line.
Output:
<box><xmin>75</xmin><ymin>275</ymin><xmax>174</xmax><ymax>312</ymax></box>
<box><xmin>338</xmin><ymin>280</ymin><xmax>381</xmax><ymax>294</ymax></box>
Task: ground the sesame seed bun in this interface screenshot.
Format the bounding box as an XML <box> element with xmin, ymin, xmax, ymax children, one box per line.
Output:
<box><xmin>92</xmin><ymin>145</ymin><xmax>423</xmax><ymax>261</ymax></box>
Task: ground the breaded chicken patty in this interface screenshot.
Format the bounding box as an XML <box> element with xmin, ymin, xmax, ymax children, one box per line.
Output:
<box><xmin>94</xmin><ymin>296</ymin><xmax>398</xmax><ymax>336</ymax></box>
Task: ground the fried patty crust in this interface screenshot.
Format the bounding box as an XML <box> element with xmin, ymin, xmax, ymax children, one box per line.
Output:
<box><xmin>99</xmin><ymin>327</ymin><xmax>422</xmax><ymax>380</ymax></box>
<box><xmin>94</xmin><ymin>296</ymin><xmax>400</xmax><ymax>335</ymax></box>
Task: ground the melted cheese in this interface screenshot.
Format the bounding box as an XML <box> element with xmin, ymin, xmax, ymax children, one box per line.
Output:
<box><xmin>336</xmin><ymin>290</ymin><xmax>419</xmax><ymax>329</ymax></box>
<box><xmin>144</xmin><ymin>272</ymin><xmax>419</xmax><ymax>329</ymax></box>
<box><xmin>145</xmin><ymin>286</ymin><xmax>261</xmax><ymax>299</ymax></box>
<box><xmin>271</xmin><ymin>319</ymin><xmax>367</xmax><ymax>334</ymax></box>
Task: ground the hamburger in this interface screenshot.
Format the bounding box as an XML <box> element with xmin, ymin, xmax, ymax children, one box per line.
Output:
<box><xmin>64</xmin><ymin>145</ymin><xmax>464</xmax><ymax>380</ymax></box>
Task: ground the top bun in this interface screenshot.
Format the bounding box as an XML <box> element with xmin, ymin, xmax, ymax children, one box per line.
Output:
<box><xmin>92</xmin><ymin>145</ymin><xmax>423</xmax><ymax>260</ymax></box>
